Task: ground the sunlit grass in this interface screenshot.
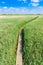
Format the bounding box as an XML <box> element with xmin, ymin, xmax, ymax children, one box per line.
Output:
<box><xmin>23</xmin><ymin>17</ymin><xmax>43</xmax><ymax>65</ymax></box>
<box><xmin>0</xmin><ymin>16</ymin><xmax>36</xmax><ymax>65</ymax></box>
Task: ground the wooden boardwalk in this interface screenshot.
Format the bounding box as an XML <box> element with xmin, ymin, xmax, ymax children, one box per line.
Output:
<box><xmin>16</xmin><ymin>30</ymin><xmax>22</xmax><ymax>65</ymax></box>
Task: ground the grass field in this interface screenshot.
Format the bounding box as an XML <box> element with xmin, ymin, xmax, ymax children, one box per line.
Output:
<box><xmin>0</xmin><ymin>15</ymin><xmax>43</xmax><ymax>65</ymax></box>
<box><xmin>0</xmin><ymin>15</ymin><xmax>38</xmax><ymax>65</ymax></box>
<box><xmin>22</xmin><ymin>16</ymin><xmax>43</xmax><ymax>65</ymax></box>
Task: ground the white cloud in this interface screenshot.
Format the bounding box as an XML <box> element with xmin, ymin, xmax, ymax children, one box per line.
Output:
<box><xmin>0</xmin><ymin>7</ymin><xmax>43</xmax><ymax>14</ymax></box>
<box><xmin>31</xmin><ymin>0</ymin><xmax>42</xmax><ymax>2</ymax></box>
<box><xmin>30</xmin><ymin>0</ymin><xmax>41</xmax><ymax>6</ymax></box>
<box><xmin>30</xmin><ymin>7</ymin><xmax>43</xmax><ymax>14</ymax></box>
<box><xmin>31</xmin><ymin>2</ymin><xmax>39</xmax><ymax>6</ymax></box>
<box><xmin>1</xmin><ymin>1</ymin><xmax>5</xmax><ymax>4</ymax></box>
<box><xmin>0</xmin><ymin>7</ymin><xmax>29</xmax><ymax>14</ymax></box>
<box><xmin>31</xmin><ymin>0</ymin><xmax>39</xmax><ymax>2</ymax></box>
<box><xmin>3</xmin><ymin>7</ymin><xmax>7</xmax><ymax>8</ymax></box>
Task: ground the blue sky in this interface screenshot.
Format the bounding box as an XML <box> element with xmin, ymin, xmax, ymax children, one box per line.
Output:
<box><xmin>0</xmin><ymin>0</ymin><xmax>43</xmax><ymax>14</ymax></box>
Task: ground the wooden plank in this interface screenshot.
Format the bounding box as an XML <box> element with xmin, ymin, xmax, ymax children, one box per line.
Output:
<box><xmin>16</xmin><ymin>30</ymin><xmax>22</xmax><ymax>65</ymax></box>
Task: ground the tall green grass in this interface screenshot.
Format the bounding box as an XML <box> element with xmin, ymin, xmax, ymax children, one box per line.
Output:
<box><xmin>23</xmin><ymin>17</ymin><xmax>43</xmax><ymax>65</ymax></box>
<box><xmin>0</xmin><ymin>16</ymin><xmax>36</xmax><ymax>65</ymax></box>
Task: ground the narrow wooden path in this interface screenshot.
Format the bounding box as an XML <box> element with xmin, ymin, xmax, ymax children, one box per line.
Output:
<box><xmin>16</xmin><ymin>16</ymin><xmax>39</xmax><ymax>65</ymax></box>
<box><xmin>16</xmin><ymin>30</ymin><xmax>22</xmax><ymax>65</ymax></box>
